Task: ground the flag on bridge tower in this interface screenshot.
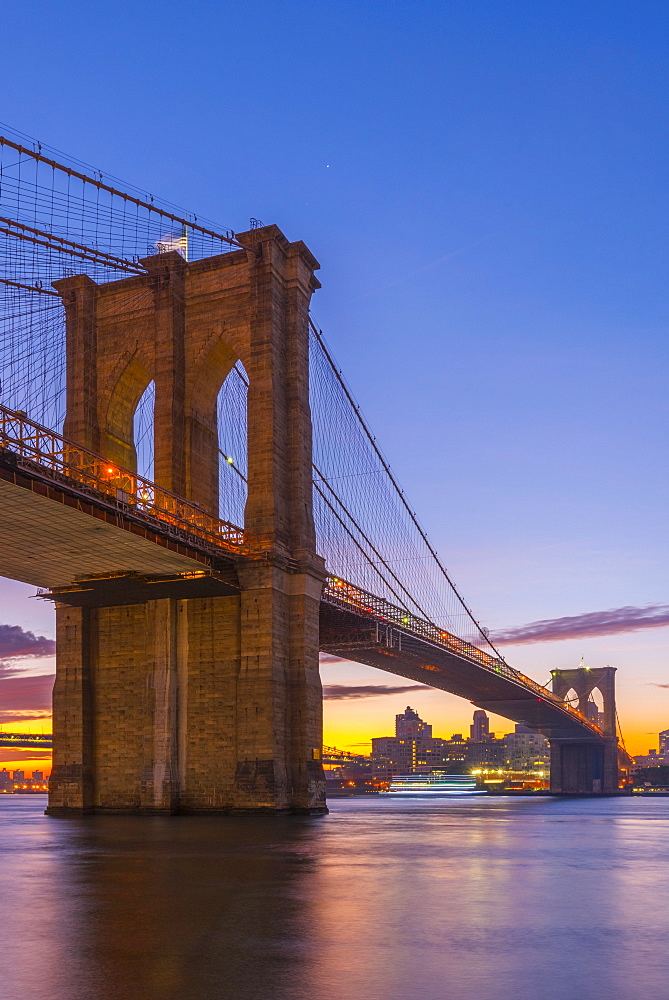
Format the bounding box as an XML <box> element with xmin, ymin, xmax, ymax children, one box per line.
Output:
<box><xmin>155</xmin><ymin>224</ymin><xmax>188</xmax><ymax>260</ymax></box>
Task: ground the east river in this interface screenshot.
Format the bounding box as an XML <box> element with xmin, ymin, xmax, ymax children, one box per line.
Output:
<box><xmin>1</xmin><ymin>794</ymin><xmax>667</xmax><ymax>1000</ymax></box>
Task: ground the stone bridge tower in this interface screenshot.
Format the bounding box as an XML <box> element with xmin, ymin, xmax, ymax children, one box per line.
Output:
<box><xmin>47</xmin><ymin>226</ymin><xmax>327</xmax><ymax>815</ymax></box>
<box><xmin>550</xmin><ymin>665</ymin><xmax>619</xmax><ymax>793</ymax></box>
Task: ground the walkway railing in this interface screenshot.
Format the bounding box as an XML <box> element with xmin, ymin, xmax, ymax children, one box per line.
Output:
<box><xmin>0</xmin><ymin>404</ymin><xmax>244</xmax><ymax>554</ymax></box>
<box><xmin>322</xmin><ymin>576</ymin><xmax>603</xmax><ymax>736</ymax></box>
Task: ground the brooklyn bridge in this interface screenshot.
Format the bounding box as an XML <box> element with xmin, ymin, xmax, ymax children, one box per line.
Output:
<box><xmin>0</xmin><ymin>129</ymin><xmax>621</xmax><ymax>813</ymax></box>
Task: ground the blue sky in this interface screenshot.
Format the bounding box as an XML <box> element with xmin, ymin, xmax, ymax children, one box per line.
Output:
<box><xmin>1</xmin><ymin>1</ymin><xmax>667</xmax><ymax>751</ymax></box>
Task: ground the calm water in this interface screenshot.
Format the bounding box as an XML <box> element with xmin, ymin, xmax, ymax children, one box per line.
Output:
<box><xmin>1</xmin><ymin>794</ymin><xmax>667</xmax><ymax>1000</ymax></box>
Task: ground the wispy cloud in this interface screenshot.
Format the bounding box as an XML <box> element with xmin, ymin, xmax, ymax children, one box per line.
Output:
<box><xmin>648</xmin><ymin>683</ymin><xmax>669</xmax><ymax>690</ymax></box>
<box><xmin>356</xmin><ymin>233</ymin><xmax>496</xmax><ymax>301</ymax></box>
<box><xmin>323</xmin><ymin>683</ymin><xmax>434</xmax><ymax>701</ymax></box>
<box><xmin>489</xmin><ymin>604</ymin><xmax>669</xmax><ymax>645</ymax></box>
<box><xmin>0</xmin><ymin>624</ymin><xmax>55</xmax><ymax>660</ymax></box>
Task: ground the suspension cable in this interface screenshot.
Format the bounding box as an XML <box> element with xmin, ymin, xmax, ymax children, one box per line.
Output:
<box><xmin>0</xmin><ymin>277</ymin><xmax>59</xmax><ymax>296</ymax></box>
<box><xmin>0</xmin><ymin>135</ymin><xmax>248</xmax><ymax>250</ymax></box>
<box><xmin>313</xmin><ymin>464</ymin><xmax>440</xmax><ymax>623</ymax></box>
<box><xmin>309</xmin><ymin>317</ymin><xmax>507</xmax><ymax>660</ymax></box>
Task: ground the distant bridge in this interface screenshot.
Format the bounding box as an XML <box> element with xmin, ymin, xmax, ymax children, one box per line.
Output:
<box><xmin>0</xmin><ymin>733</ymin><xmax>53</xmax><ymax>750</ymax></box>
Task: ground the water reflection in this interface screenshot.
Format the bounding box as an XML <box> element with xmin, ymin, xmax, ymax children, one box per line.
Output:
<box><xmin>1</xmin><ymin>796</ymin><xmax>668</xmax><ymax>1000</ymax></box>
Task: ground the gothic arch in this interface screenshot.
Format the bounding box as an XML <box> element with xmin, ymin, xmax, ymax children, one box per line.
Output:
<box><xmin>186</xmin><ymin>334</ymin><xmax>246</xmax><ymax>515</ymax></box>
<box><xmin>103</xmin><ymin>355</ymin><xmax>153</xmax><ymax>472</ymax></box>
<box><xmin>551</xmin><ymin>666</ymin><xmax>617</xmax><ymax>737</ymax></box>
<box><xmin>188</xmin><ymin>334</ymin><xmax>241</xmax><ymax>428</ymax></box>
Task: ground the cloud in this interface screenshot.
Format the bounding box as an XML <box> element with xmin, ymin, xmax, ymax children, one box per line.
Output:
<box><xmin>0</xmin><ymin>748</ymin><xmax>52</xmax><ymax>761</ymax></box>
<box><xmin>488</xmin><ymin>604</ymin><xmax>669</xmax><ymax>645</ymax></box>
<box><xmin>0</xmin><ymin>624</ymin><xmax>55</xmax><ymax>660</ymax></box>
<box><xmin>647</xmin><ymin>683</ymin><xmax>669</xmax><ymax>689</ymax></box>
<box><xmin>319</xmin><ymin>653</ymin><xmax>345</xmax><ymax>663</ymax></box>
<box><xmin>0</xmin><ymin>674</ymin><xmax>54</xmax><ymax>719</ymax></box>
<box><xmin>323</xmin><ymin>683</ymin><xmax>434</xmax><ymax>701</ymax></box>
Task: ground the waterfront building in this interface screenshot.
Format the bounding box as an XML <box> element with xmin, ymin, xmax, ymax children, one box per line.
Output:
<box><xmin>465</xmin><ymin>739</ymin><xmax>507</xmax><ymax>769</ymax></box>
<box><xmin>503</xmin><ymin>727</ymin><xmax>550</xmax><ymax>772</ymax></box>
<box><xmin>371</xmin><ymin>736</ymin><xmax>416</xmax><ymax>773</ymax></box>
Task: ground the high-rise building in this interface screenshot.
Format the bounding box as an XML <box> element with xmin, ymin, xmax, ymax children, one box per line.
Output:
<box><xmin>372</xmin><ymin>707</ymin><xmax>441</xmax><ymax>775</ymax></box>
<box><xmin>396</xmin><ymin>706</ymin><xmax>432</xmax><ymax>741</ymax></box>
<box><xmin>12</xmin><ymin>769</ymin><xmax>24</xmax><ymax>783</ymax></box>
<box><xmin>659</xmin><ymin>730</ymin><xmax>669</xmax><ymax>756</ymax></box>
<box><xmin>470</xmin><ymin>710</ymin><xmax>490</xmax><ymax>741</ymax></box>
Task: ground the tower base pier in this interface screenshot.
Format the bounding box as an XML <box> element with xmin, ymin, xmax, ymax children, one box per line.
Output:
<box><xmin>47</xmin><ymin>566</ymin><xmax>327</xmax><ymax>817</ymax></box>
<box><xmin>549</xmin><ymin>738</ymin><xmax>619</xmax><ymax>794</ymax></box>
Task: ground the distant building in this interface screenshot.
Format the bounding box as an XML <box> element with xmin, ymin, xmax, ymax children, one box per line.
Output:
<box><xmin>465</xmin><ymin>739</ymin><xmax>506</xmax><ymax>770</ymax></box>
<box><xmin>585</xmin><ymin>700</ymin><xmax>603</xmax><ymax>727</ymax></box>
<box><xmin>503</xmin><ymin>727</ymin><xmax>550</xmax><ymax>772</ymax></box>
<box><xmin>32</xmin><ymin>770</ymin><xmax>44</xmax><ymax>782</ymax></box>
<box><xmin>470</xmin><ymin>710</ymin><xmax>490</xmax><ymax>742</ymax></box>
<box><xmin>633</xmin><ymin>728</ymin><xmax>669</xmax><ymax>769</ymax></box>
<box><xmin>371</xmin><ymin>708</ymin><xmax>508</xmax><ymax>775</ymax></box>
<box><xmin>371</xmin><ymin>736</ymin><xmax>415</xmax><ymax>774</ymax></box>
<box><xmin>0</xmin><ymin>768</ymin><xmax>12</xmax><ymax>790</ymax></box>
<box><xmin>13</xmin><ymin>769</ymin><xmax>24</xmax><ymax>783</ymax></box>
<box><xmin>396</xmin><ymin>706</ymin><xmax>432</xmax><ymax>741</ymax></box>
<box><xmin>372</xmin><ymin>707</ymin><xmax>449</xmax><ymax>774</ymax></box>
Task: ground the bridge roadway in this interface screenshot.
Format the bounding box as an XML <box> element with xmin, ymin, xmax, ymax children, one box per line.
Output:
<box><xmin>0</xmin><ymin>405</ymin><xmax>603</xmax><ymax>749</ymax></box>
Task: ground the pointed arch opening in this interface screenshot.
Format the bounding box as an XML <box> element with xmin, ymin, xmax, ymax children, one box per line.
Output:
<box><xmin>103</xmin><ymin>356</ymin><xmax>152</xmax><ymax>473</ymax></box>
<box><xmin>217</xmin><ymin>361</ymin><xmax>248</xmax><ymax>528</ymax></box>
<box><xmin>586</xmin><ymin>687</ymin><xmax>604</xmax><ymax>727</ymax></box>
<box><xmin>563</xmin><ymin>687</ymin><xmax>579</xmax><ymax>708</ymax></box>
<box><xmin>133</xmin><ymin>380</ymin><xmax>155</xmax><ymax>482</ymax></box>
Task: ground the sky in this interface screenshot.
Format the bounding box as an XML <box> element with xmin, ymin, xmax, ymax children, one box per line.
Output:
<box><xmin>1</xmin><ymin>0</ymin><xmax>668</xmax><ymax>765</ymax></box>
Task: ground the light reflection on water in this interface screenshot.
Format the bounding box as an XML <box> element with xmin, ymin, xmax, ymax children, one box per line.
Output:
<box><xmin>1</xmin><ymin>794</ymin><xmax>667</xmax><ymax>1000</ymax></box>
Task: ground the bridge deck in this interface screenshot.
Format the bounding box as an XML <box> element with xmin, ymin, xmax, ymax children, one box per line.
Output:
<box><xmin>0</xmin><ymin>449</ymin><xmax>239</xmax><ymax>591</ymax></box>
<box><xmin>320</xmin><ymin>599</ymin><xmax>603</xmax><ymax>744</ymax></box>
